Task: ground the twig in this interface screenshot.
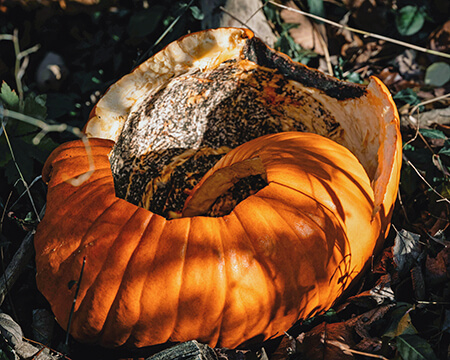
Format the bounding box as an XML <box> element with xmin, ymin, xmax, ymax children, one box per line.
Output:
<box><xmin>22</xmin><ymin>336</ymin><xmax>72</xmax><ymax>360</ymax></box>
<box><xmin>313</xmin><ymin>22</ymin><xmax>333</xmax><ymax>75</ymax></box>
<box><xmin>1</xmin><ymin>123</ymin><xmax>41</xmax><ymax>222</ymax></box>
<box><xmin>397</xmin><ymin>186</ymin><xmax>410</xmax><ymax>224</ymax></box>
<box><xmin>410</xmin><ymin>93</ymin><xmax>450</xmax><ymax>117</ymax></box>
<box><xmin>416</xmin><ymin>300</ymin><xmax>450</xmax><ymax>305</ymax></box>
<box><xmin>0</xmin><ymin>192</ymin><xmax>18</xmax><ymax>320</ymax></box>
<box><xmin>0</xmin><ymin>34</ymin><xmax>14</xmax><ymax>41</ymax></box>
<box><xmin>405</xmin><ymin>157</ymin><xmax>450</xmax><ymax>204</ymax></box>
<box><xmin>245</xmin><ymin>2</ymin><xmax>265</xmax><ymax>24</ymax></box>
<box><xmin>342</xmin><ymin>347</ymin><xmax>389</xmax><ymax>359</ymax></box>
<box><xmin>0</xmin><ymin>107</ymin><xmax>82</xmax><ymax>144</ymax></box>
<box><xmin>10</xmin><ymin>29</ymin><xmax>41</xmax><ymax>110</ymax></box>
<box><xmin>136</xmin><ymin>0</ymin><xmax>195</xmax><ymax>66</ymax></box>
<box><xmin>8</xmin><ymin>176</ymin><xmax>42</xmax><ymax>212</ymax></box>
<box><xmin>1</xmin><ymin>107</ymin><xmax>94</xmax><ymax>187</ymax></box>
<box><xmin>324</xmin><ymin>334</ymin><xmax>389</xmax><ymax>359</ymax></box>
<box><xmin>0</xmin><ymin>205</ymin><xmax>46</xmax><ymax>307</ymax></box>
<box><xmin>403</xmin><ymin>93</ymin><xmax>450</xmax><ymax>153</ymax></box>
<box><xmin>267</xmin><ymin>1</ymin><xmax>450</xmax><ymax>59</ymax></box>
<box><xmin>219</xmin><ymin>6</ymin><xmax>258</xmax><ymax>36</ymax></box>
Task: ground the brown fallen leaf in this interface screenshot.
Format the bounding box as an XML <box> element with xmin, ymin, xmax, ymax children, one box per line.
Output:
<box><xmin>297</xmin><ymin>321</ymin><xmax>356</xmax><ymax>360</ymax></box>
<box><xmin>337</xmin><ymin>273</ymin><xmax>395</xmax><ymax>314</ymax></box>
<box><xmin>296</xmin><ymin>305</ymin><xmax>395</xmax><ymax>360</ymax></box>
<box><xmin>279</xmin><ymin>1</ymin><xmax>326</xmax><ymax>55</ymax></box>
<box><xmin>374</xmin><ymin>67</ymin><xmax>403</xmax><ymax>88</ymax></box>
<box><xmin>429</xmin><ymin>20</ymin><xmax>450</xmax><ymax>54</ymax></box>
<box><xmin>392</xmin><ymin>50</ymin><xmax>421</xmax><ymax>80</ymax></box>
<box><xmin>426</xmin><ymin>246</ymin><xmax>450</xmax><ymax>287</ymax></box>
<box><xmin>269</xmin><ymin>333</ymin><xmax>297</xmax><ymax>360</ymax></box>
<box><xmin>354</xmin><ymin>337</ymin><xmax>384</xmax><ymax>354</ymax></box>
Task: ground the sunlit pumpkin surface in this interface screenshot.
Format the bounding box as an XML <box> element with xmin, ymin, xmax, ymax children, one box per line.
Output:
<box><xmin>34</xmin><ymin>28</ymin><xmax>402</xmax><ymax>349</ymax></box>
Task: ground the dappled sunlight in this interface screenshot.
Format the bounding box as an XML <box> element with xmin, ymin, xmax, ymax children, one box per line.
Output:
<box><xmin>33</xmin><ymin>28</ymin><xmax>401</xmax><ymax>350</ymax></box>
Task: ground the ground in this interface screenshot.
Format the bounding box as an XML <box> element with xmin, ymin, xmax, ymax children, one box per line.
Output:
<box><xmin>0</xmin><ymin>1</ymin><xmax>449</xmax><ymax>359</ymax></box>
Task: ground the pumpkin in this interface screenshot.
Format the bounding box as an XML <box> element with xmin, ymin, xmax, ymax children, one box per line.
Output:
<box><xmin>34</xmin><ymin>28</ymin><xmax>402</xmax><ymax>348</ymax></box>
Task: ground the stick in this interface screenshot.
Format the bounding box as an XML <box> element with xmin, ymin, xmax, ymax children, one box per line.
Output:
<box><xmin>0</xmin><ymin>205</ymin><xmax>46</xmax><ymax>306</ymax></box>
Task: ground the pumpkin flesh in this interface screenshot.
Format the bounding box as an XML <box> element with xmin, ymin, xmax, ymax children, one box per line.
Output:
<box><xmin>86</xmin><ymin>28</ymin><xmax>398</xmax><ymax>221</ymax></box>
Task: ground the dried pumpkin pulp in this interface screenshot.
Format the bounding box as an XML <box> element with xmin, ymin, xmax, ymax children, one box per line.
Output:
<box><xmin>34</xmin><ymin>28</ymin><xmax>402</xmax><ymax>348</ymax></box>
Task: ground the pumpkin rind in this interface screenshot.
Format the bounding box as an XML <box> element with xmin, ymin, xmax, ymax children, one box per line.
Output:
<box><xmin>35</xmin><ymin>28</ymin><xmax>402</xmax><ymax>349</ymax></box>
<box><xmin>36</xmin><ymin>132</ymin><xmax>380</xmax><ymax>348</ymax></box>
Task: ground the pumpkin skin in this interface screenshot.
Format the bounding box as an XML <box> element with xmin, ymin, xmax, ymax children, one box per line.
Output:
<box><xmin>34</xmin><ymin>28</ymin><xmax>402</xmax><ymax>348</ymax></box>
<box><xmin>37</xmin><ymin>133</ymin><xmax>378</xmax><ymax>348</ymax></box>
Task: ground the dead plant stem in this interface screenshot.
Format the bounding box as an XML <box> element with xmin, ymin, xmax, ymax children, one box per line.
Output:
<box><xmin>406</xmin><ymin>157</ymin><xmax>450</xmax><ymax>204</ymax></box>
<box><xmin>1</xmin><ymin>123</ymin><xmax>41</xmax><ymax>222</ymax></box>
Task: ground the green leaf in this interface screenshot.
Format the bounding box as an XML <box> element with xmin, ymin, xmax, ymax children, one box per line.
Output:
<box><xmin>127</xmin><ymin>6</ymin><xmax>166</xmax><ymax>38</ymax></box>
<box><xmin>438</xmin><ymin>142</ymin><xmax>450</xmax><ymax>156</ymax></box>
<box><xmin>27</xmin><ymin>136</ymin><xmax>58</xmax><ymax>163</ymax></box>
<box><xmin>4</xmin><ymin>138</ymin><xmax>35</xmax><ymax>184</ymax></box>
<box><xmin>345</xmin><ymin>71</ymin><xmax>364</xmax><ymax>84</ymax></box>
<box><xmin>189</xmin><ymin>6</ymin><xmax>204</xmax><ymax>20</ymax></box>
<box><xmin>0</xmin><ymin>348</ymin><xmax>16</xmax><ymax>360</ymax></box>
<box><xmin>307</xmin><ymin>0</ymin><xmax>324</xmax><ymax>17</ymax></box>
<box><xmin>24</xmin><ymin>93</ymin><xmax>47</xmax><ymax>120</ymax></box>
<box><xmin>419</xmin><ymin>128</ymin><xmax>447</xmax><ymax>139</ymax></box>
<box><xmin>393</xmin><ymin>88</ymin><xmax>421</xmax><ymax>107</ymax></box>
<box><xmin>46</xmin><ymin>93</ymin><xmax>79</xmax><ymax>119</ymax></box>
<box><xmin>396</xmin><ymin>334</ymin><xmax>438</xmax><ymax>360</ymax></box>
<box><xmin>425</xmin><ymin>62</ymin><xmax>450</xmax><ymax>87</ymax></box>
<box><xmin>400</xmin><ymin>165</ymin><xmax>418</xmax><ymax>197</ymax></box>
<box><xmin>0</xmin><ymin>82</ymin><xmax>19</xmax><ymax>111</ymax></box>
<box><xmin>384</xmin><ymin>305</ymin><xmax>417</xmax><ymax>338</ymax></box>
<box><xmin>0</xmin><ymin>149</ymin><xmax>12</xmax><ymax>167</ymax></box>
<box><xmin>396</xmin><ymin>6</ymin><xmax>426</xmax><ymax>36</ymax></box>
<box><xmin>441</xmin><ymin>183</ymin><xmax>450</xmax><ymax>199</ymax></box>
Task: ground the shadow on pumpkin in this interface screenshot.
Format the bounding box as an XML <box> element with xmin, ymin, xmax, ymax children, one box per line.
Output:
<box><xmin>35</xmin><ymin>136</ymin><xmax>381</xmax><ymax>349</ymax></box>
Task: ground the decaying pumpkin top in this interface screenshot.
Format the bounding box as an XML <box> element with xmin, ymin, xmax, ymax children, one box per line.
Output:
<box><xmin>86</xmin><ymin>28</ymin><xmax>400</xmax><ymax>221</ymax></box>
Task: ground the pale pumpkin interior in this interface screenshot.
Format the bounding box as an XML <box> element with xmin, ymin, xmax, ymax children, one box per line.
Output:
<box><xmin>85</xmin><ymin>28</ymin><xmax>399</xmax><ymax>220</ymax></box>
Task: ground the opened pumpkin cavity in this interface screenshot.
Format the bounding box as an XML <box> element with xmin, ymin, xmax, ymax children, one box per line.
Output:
<box><xmin>85</xmin><ymin>28</ymin><xmax>399</xmax><ymax>220</ymax></box>
<box><xmin>34</xmin><ymin>28</ymin><xmax>402</xmax><ymax>349</ymax></box>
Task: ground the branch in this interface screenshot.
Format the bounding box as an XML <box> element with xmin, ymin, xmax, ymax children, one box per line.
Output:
<box><xmin>0</xmin><ymin>205</ymin><xmax>46</xmax><ymax>306</ymax></box>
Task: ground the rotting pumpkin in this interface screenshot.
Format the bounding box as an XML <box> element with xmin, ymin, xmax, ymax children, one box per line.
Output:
<box><xmin>34</xmin><ymin>28</ymin><xmax>402</xmax><ymax>348</ymax></box>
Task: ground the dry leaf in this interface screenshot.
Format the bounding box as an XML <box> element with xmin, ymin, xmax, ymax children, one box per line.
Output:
<box><xmin>279</xmin><ymin>1</ymin><xmax>326</xmax><ymax>55</ymax></box>
<box><xmin>393</xmin><ymin>229</ymin><xmax>422</xmax><ymax>276</ymax></box>
<box><xmin>354</xmin><ymin>337</ymin><xmax>384</xmax><ymax>354</ymax></box>
<box><xmin>393</xmin><ymin>50</ymin><xmax>421</xmax><ymax>80</ymax></box>
<box><xmin>429</xmin><ymin>20</ymin><xmax>450</xmax><ymax>54</ymax></box>
<box><xmin>270</xmin><ymin>333</ymin><xmax>297</xmax><ymax>360</ymax></box>
<box><xmin>347</xmin><ymin>304</ymin><xmax>396</xmax><ymax>339</ymax></box>
<box><xmin>297</xmin><ymin>322</ymin><xmax>355</xmax><ymax>360</ymax></box>
<box><xmin>425</xmin><ymin>246</ymin><xmax>450</xmax><ymax>286</ymax></box>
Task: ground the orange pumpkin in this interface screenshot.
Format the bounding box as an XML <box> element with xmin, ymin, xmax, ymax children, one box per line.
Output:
<box><xmin>34</xmin><ymin>28</ymin><xmax>401</xmax><ymax>348</ymax></box>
